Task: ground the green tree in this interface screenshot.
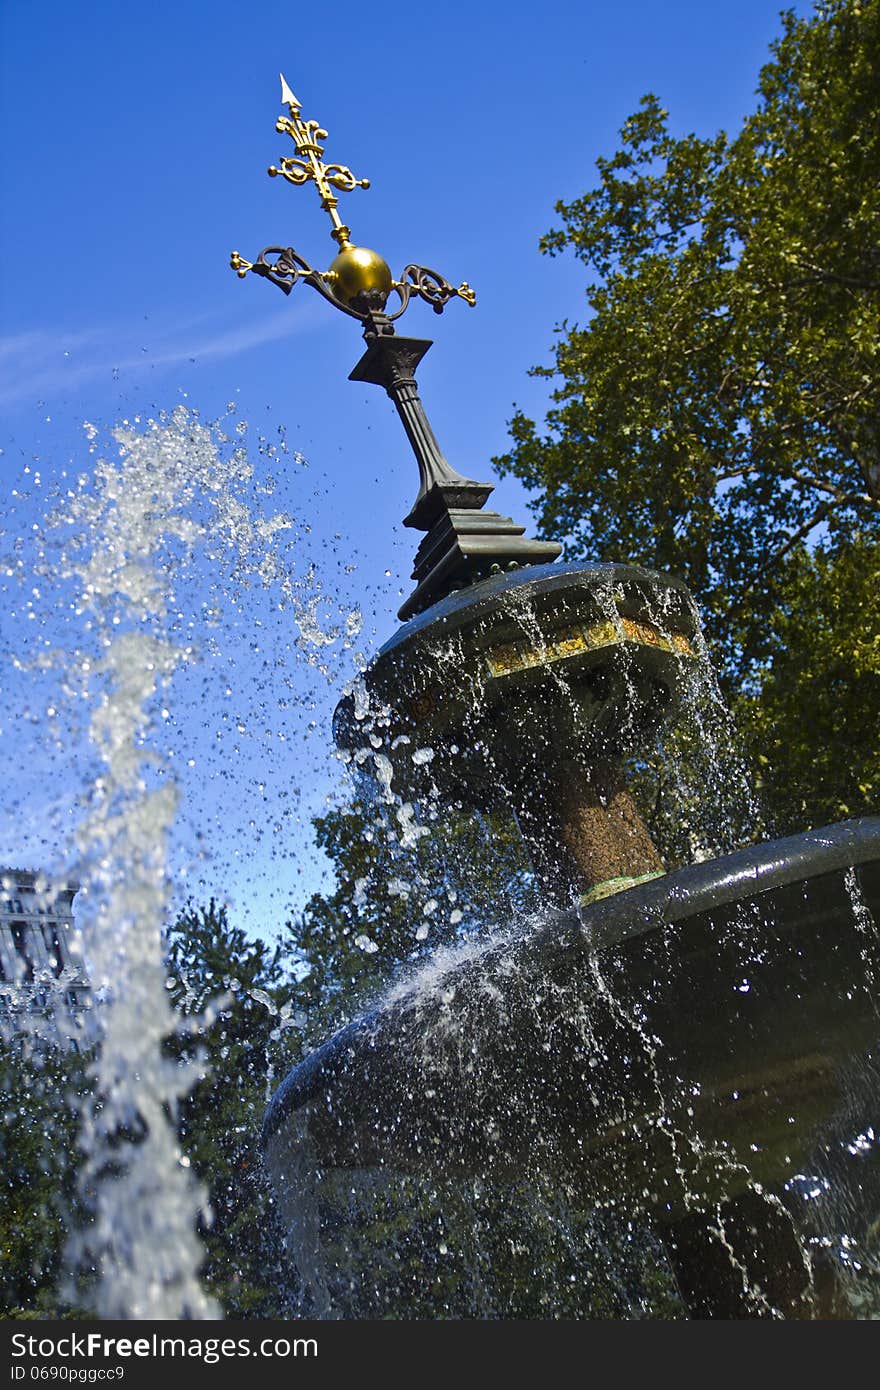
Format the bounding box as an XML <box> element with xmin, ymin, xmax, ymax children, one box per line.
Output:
<box><xmin>0</xmin><ymin>1039</ymin><xmax>90</xmax><ymax>1318</ymax></box>
<box><xmin>736</xmin><ymin>535</ymin><xmax>880</xmax><ymax>828</ymax></box>
<box><xmin>292</xmin><ymin>801</ymin><xmax>535</xmax><ymax>1035</ymax></box>
<box><xmin>165</xmin><ymin>900</ymin><xmax>306</xmax><ymax>1316</ymax></box>
<box><xmin>496</xmin><ymin>0</ymin><xmax>880</xmax><ymax>831</ymax></box>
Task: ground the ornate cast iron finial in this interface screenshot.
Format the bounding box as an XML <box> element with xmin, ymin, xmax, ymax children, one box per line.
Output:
<box><xmin>230</xmin><ymin>77</ymin><xmax>559</xmax><ymax>619</ymax></box>
<box><xmin>230</xmin><ymin>74</ymin><xmax>475</xmax><ymax>327</ymax></box>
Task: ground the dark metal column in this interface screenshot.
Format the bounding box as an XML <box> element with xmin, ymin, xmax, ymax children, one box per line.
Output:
<box><xmin>511</xmin><ymin>758</ymin><xmax>665</xmax><ymax>905</ymax></box>
<box><xmin>349</xmin><ymin>334</ymin><xmax>493</xmax><ymax>527</ymax></box>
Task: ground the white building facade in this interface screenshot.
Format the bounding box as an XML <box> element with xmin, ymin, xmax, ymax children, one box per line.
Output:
<box><xmin>0</xmin><ymin>869</ymin><xmax>91</xmax><ymax>1049</ymax></box>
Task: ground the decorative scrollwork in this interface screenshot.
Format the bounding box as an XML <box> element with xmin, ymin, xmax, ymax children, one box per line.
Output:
<box><xmin>232</xmin><ymin>245</ymin><xmax>477</xmax><ymax>335</ymax></box>
<box><xmin>230</xmin><ymin>246</ymin><xmax>307</xmax><ymax>295</ymax></box>
<box><xmin>397</xmin><ymin>265</ymin><xmax>477</xmax><ymax>314</ymax></box>
<box><xmin>269</xmin><ymin>81</ymin><xmax>370</xmax><ymax>247</ymax></box>
<box><xmin>323</xmin><ymin>164</ymin><xmax>370</xmax><ymax>192</ymax></box>
<box><xmin>269</xmin><ymin>157</ymin><xmax>312</xmax><ymax>186</ymax></box>
<box><xmin>276</xmin><ymin>114</ymin><xmax>328</xmax><ymax>152</ymax></box>
<box><xmin>269</xmin><ymin>156</ymin><xmax>369</xmax><ymax>193</ymax></box>
<box><xmin>229</xmin><ymin>245</ymin><xmax>367</xmax><ymax>319</ymax></box>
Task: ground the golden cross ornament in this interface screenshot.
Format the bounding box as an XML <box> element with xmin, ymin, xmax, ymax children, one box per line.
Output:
<box><xmin>269</xmin><ymin>73</ymin><xmax>369</xmax><ymax>251</ymax></box>
<box><xmin>230</xmin><ymin>75</ymin><xmax>475</xmax><ymax>326</ymax></box>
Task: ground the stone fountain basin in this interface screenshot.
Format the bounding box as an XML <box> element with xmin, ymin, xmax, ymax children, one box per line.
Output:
<box><xmin>265</xmin><ymin>818</ymin><xmax>880</xmax><ymax>1216</ymax></box>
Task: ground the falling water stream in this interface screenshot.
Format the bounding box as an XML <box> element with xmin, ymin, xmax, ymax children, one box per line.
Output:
<box><xmin>4</xmin><ymin>407</ymin><xmax>366</xmax><ymax>1317</ymax></box>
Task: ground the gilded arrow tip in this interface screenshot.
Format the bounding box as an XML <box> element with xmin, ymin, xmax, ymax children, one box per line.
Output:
<box><xmin>279</xmin><ymin>72</ymin><xmax>300</xmax><ymax>110</ymax></box>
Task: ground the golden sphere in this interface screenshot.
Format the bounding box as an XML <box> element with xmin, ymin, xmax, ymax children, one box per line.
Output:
<box><xmin>328</xmin><ymin>245</ymin><xmax>393</xmax><ymax>305</ymax></box>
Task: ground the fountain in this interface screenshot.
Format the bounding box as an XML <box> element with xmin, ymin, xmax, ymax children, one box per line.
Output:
<box><xmin>233</xmin><ymin>78</ymin><xmax>880</xmax><ymax>1318</ymax></box>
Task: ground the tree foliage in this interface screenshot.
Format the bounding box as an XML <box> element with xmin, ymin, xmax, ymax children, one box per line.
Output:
<box><xmin>735</xmin><ymin>534</ymin><xmax>880</xmax><ymax>828</ymax></box>
<box><xmin>292</xmin><ymin>800</ymin><xmax>535</xmax><ymax>1034</ymax></box>
<box><xmin>0</xmin><ymin>1040</ymin><xmax>89</xmax><ymax>1318</ymax></box>
<box><xmin>496</xmin><ymin>0</ymin><xmax>880</xmax><ymax>829</ymax></box>
<box><xmin>164</xmin><ymin>900</ymin><xmax>305</xmax><ymax>1316</ymax></box>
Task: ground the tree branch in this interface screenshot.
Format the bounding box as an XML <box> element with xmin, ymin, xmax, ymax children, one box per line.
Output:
<box><xmin>786</xmin><ymin>261</ymin><xmax>880</xmax><ymax>293</ymax></box>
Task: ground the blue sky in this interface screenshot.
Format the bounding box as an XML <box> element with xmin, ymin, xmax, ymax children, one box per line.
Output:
<box><xmin>0</xmin><ymin>0</ymin><xmax>814</xmax><ymax>933</ymax></box>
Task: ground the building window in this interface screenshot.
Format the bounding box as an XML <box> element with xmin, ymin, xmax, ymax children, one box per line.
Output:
<box><xmin>42</xmin><ymin>923</ymin><xmax>65</xmax><ymax>978</ymax></box>
<box><xmin>10</xmin><ymin>922</ymin><xmax>34</xmax><ymax>983</ymax></box>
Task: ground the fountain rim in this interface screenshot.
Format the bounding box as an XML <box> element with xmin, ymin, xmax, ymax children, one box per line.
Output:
<box><xmin>376</xmin><ymin>559</ymin><xmax>698</xmax><ymax>659</ymax></box>
<box><xmin>264</xmin><ymin>814</ymin><xmax>880</xmax><ymax>1146</ymax></box>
